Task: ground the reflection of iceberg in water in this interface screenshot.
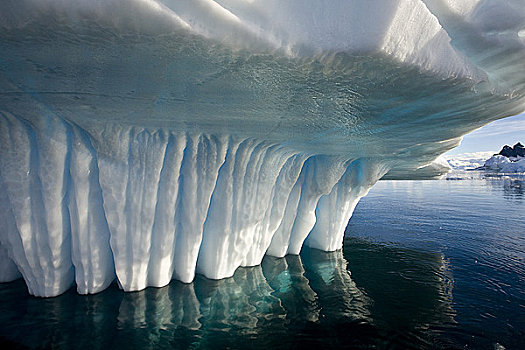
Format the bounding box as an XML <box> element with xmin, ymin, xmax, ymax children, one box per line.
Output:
<box><xmin>300</xmin><ymin>248</ymin><xmax>373</xmax><ymax>322</ymax></box>
<box><xmin>488</xmin><ymin>177</ymin><xmax>525</xmax><ymax>198</ymax></box>
<box><xmin>447</xmin><ymin>173</ymin><xmax>525</xmax><ymax>198</ymax></box>
<box><xmin>262</xmin><ymin>255</ymin><xmax>320</xmax><ymax>323</ymax></box>
<box><xmin>0</xmin><ymin>243</ymin><xmax>458</xmax><ymax>348</ymax></box>
<box><xmin>343</xmin><ymin>238</ymin><xmax>456</xmax><ymax>336</ymax></box>
<box><xmin>194</xmin><ymin>265</ymin><xmax>280</xmax><ymax>331</ymax></box>
<box><xmin>114</xmin><ymin>248</ymin><xmax>371</xmax><ymax>344</ymax></box>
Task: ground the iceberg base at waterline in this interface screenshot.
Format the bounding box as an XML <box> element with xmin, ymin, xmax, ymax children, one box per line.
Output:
<box><xmin>1</xmin><ymin>0</ymin><xmax>525</xmax><ymax>296</ymax></box>
<box><xmin>480</xmin><ymin>143</ymin><xmax>525</xmax><ymax>173</ymax></box>
<box><xmin>0</xmin><ymin>112</ymin><xmax>387</xmax><ymax>296</ymax></box>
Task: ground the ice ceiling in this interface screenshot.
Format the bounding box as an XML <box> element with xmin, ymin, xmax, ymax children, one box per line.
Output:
<box><xmin>0</xmin><ymin>0</ymin><xmax>524</xmax><ymax>296</ymax></box>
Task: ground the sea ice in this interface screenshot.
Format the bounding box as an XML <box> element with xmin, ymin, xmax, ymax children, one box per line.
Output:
<box><xmin>483</xmin><ymin>155</ymin><xmax>525</xmax><ymax>173</ymax></box>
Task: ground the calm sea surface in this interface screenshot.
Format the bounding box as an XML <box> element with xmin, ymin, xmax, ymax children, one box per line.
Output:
<box><xmin>1</xmin><ymin>175</ymin><xmax>524</xmax><ymax>349</ymax></box>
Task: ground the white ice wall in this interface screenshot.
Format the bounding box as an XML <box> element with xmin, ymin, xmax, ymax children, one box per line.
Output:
<box><xmin>0</xmin><ymin>114</ymin><xmax>387</xmax><ymax>296</ymax></box>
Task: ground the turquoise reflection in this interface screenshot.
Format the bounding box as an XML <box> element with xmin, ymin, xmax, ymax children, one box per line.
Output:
<box><xmin>0</xmin><ymin>244</ymin><xmax>455</xmax><ymax>349</ymax></box>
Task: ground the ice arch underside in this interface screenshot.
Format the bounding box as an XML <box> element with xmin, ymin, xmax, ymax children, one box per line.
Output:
<box><xmin>0</xmin><ymin>0</ymin><xmax>524</xmax><ymax>296</ymax></box>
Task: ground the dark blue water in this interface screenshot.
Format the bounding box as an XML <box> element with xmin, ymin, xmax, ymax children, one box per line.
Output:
<box><xmin>347</xmin><ymin>176</ymin><xmax>525</xmax><ymax>349</ymax></box>
<box><xmin>1</xmin><ymin>177</ymin><xmax>524</xmax><ymax>349</ymax></box>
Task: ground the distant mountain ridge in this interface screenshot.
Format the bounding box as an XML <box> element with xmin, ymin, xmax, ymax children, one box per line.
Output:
<box><xmin>445</xmin><ymin>142</ymin><xmax>525</xmax><ymax>173</ymax></box>
<box><xmin>480</xmin><ymin>142</ymin><xmax>525</xmax><ymax>173</ymax></box>
<box><xmin>497</xmin><ymin>142</ymin><xmax>525</xmax><ymax>158</ymax></box>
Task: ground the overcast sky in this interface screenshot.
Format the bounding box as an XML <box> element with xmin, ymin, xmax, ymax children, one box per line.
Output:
<box><xmin>445</xmin><ymin>111</ymin><xmax>525</xmax><ymax>155</ymax></box>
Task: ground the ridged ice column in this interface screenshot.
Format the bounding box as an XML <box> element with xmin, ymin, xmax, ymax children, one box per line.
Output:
<box><xmin>0</xmin><ymin>112</ymin><xmax>74</xmax><ymax>297</ymax></box>
<box><xmin>0</xmin><ymin>114</ymin><xmax>389</xmax><ymax>296</ymax></box>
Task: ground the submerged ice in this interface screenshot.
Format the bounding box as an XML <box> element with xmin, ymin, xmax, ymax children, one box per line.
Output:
<box><xmin>1</xmin><ymin>0</ymin><xmax>524</xmax><ymax>296</ymax></box>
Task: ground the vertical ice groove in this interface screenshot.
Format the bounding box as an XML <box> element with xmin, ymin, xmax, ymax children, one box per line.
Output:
<box><xmin>98</xmin><ymin>126</ymin><xmax>131</xmax><ymax>290</ymax></box>
<box><xmin>237</xmin><ymin>144</ymin><xmax>282</xmax><ymax>267</ymax></box>
<box><xmin>29</xmin><ymin>128</ymin><xmax>51</xmax><ymax>295</ymax></box>
<box><xmin>243</xmin><ymin>152</ymin><xmax>308</xmax><ymax>265</ymax></box>
<box><xmin>266</xmin><ymin>170</ymin><xmax>304</xmax><ymax>258</ymax></box>
<box><xmin>148</xmin><ymin>132</ymin><xmax>186</xmax><ymax>287</ymax></box>
<box><xmin>0</xmin><ymin>112</ymin><xmax>74</xmax><ymax>296</ymax></box>
<box><xmin>306</xmin><ymin>159</ymin><xmax>391</xmax><ymax>251</ymax></box>
<box><xmin>32</xmin><ymin>113</ymin><xmax>73</xmax><ymax>288</ymax></box>
<box><xmin>99</xmin><ymin>127</ymin><xmax>169</xmax><ymax>291</ymax></box>
<box><xmin>267</xmin><ymin>155</ymin><xmax>347</xmax><ymax>257</ymax></box>
<box><xmin>197</xmin><ymin>138</ymin><xmax>287</xmax><ymax>279</ymax></box>
<box><xmin>196</xmin><ymin>138</ymin><xmax>242</xmax><ymax>279</ymax></box>
<box><xmin>286</xmin><ymin>156</ymin><xmax>347</xmax><ymax>255</ymax></box>
<box><xmin>0</xmin><ymin>136</ymin><xmax>36</xmax><ymax>291</ymax></box>
<box><xmin>172</xmin><ymin>133</ymin><xmax>228</xmax><ymax>283</ymax></box>
<box><xmin>128</xmin><ymin>129</ymin><xmax>168</xmax><ymax>290</ymax></box>
<box><xmin>238</xmin><ymin>143</ymin><xmax>291</xmax><ymax>264</ymax></box>
<box><xmin>239</xmin><ymin>145</ymin><xmax>294</xmax><ymax>267</ymax></box>
<box><xmin>231</xmin><ymin>140</ymin><xmax>262</xmax><ymax>260</ymax></box>
<box><xmin>69</xmin><ymin>126</ymin><xmax>115</xmax><ymax>294</ymax></box>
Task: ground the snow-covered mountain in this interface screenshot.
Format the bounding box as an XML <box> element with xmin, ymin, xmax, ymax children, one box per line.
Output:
<box><xmin>446</xmin><ymin>143</ymin><xmax>525</xmax><ymax>173</ymax></box>
<box><xmin>481</xmin><ymin>143</ymin><xmax>525</xmax><ymax>173</ymax></box>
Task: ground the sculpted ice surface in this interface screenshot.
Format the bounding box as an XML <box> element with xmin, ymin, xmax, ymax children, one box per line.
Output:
<box><xmin>0</xmin><ymin>0</ymin><xmax>524</xmax><ymax>296</ymax></box>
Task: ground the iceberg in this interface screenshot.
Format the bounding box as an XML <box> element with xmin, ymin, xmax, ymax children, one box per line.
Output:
<box><xmin>481</xmin><ymin>142</ymin><xmax>525</xmax><ymax>173</ymax></box>
<box><xmin>445</xmin><ymin>143</ymin><xmax>525</xmax><ymax>174</ymax></box>
<box><xmin>1</xmin><ymin>0</ymin><xmax>524</xmax><ymax>296</ymax></box>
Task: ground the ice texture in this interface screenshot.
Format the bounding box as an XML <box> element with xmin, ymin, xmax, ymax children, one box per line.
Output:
<box><xmin>1</xmin><ymin>0</ymin><xmax>525</xmax><ymax>296</ymax></box>
<box><xmin>483</xmin><ymin>155</ymin><xmax>525</xmax><ymax>173</ymax></box>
